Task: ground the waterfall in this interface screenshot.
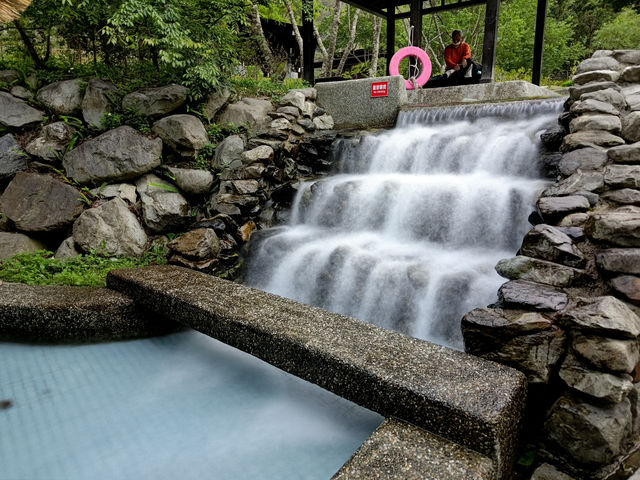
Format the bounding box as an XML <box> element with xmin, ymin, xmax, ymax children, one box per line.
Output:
<box><xmin>246</xmin><ymin>100</ymin><xmax>563</xmax><ymax>349</ymax></box>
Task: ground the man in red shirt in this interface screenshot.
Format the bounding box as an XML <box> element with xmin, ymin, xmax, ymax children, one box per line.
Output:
<box><xmin>444</xmin><ymin>30</ymin><xmax>473</xmax><ymax>84</ymax></box>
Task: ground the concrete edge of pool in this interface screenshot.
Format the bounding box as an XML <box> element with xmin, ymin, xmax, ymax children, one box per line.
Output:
<box><xmin>105</xmin><ymin>265</ymin><xmax>527</xmax><ymax>480</ymax></box>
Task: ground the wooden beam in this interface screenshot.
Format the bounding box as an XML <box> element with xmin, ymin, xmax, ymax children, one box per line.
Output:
<box><xmin>395</xmin><ymin>0</ymin><xmax>488</xmax><ymax>18</ymax></box>
<box><xmin>532</xmin><ymin>0</ymin><xmax>547</xmax><ymax>85</ymax></box>
<box><xmin>480</xmin><ymin>0</ymin><xmax>499</xmax><ymax>83</ymax></box>
<box><xmin>386</xmin><ymin>1</ymin><xmax>396</xmax><ymax>75</ymax></box>
<box><xmin>302</xmin><ymin>0</ymin><xmax>315</xmax><ymax>84</ymax></box>
<box><xmin>340</xmin><ymin>0</ymin><xmax>387</xmax><ymax>18</ymax></box>
<box><xmin>409</xmin><ymin>0</ymin><xmax>423</xmax><ymax>49</ymax></box>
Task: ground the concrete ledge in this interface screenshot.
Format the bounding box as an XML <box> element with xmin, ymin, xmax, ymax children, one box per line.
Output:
<box><xmin>107</xmin><ymin>265</ymin><xmax>527</xmax><ymax>480</ymax></box>
<box><xmin>407</xmin><ymin>80</ymin><xmax>561</xmax><ymax>107</ymax></box>
<box><xmin>316</xmin><ymin>76</ymin><xmax>407</xmax><ymax>129</ymax></box>
<box><xmin>332</xmin><ymin>418</ymin><xmax>495</xmax><ymax>480</ymax></box>
<box><xmin>0</xmin><ymin>282</ymin><xmax>179</xmax><ymax>343</ymax></box>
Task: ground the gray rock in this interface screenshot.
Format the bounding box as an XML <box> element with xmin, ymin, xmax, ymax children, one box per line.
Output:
<box><xmin>220</xmin><ymin>179</ymin><xmax>260</xmax><ymax>195</ymax></box>
<box><xmin>0</xmin><ymin>134</ymin><xmax>28</xmax><ymax>181</ymax></box>
<box><xmin>605</xmin><ymin>165</ymin><xmax>640</xmax><ymax>189</ymax></box>
<box><xmin>36</xmin><ymin>79</ymin><xmax>83</xmax><ymax>115</ymax></box>
<box><xmin>623</xmin><ymin>112</ymin><xmax>640</xmax><ymax>142</ymax></box>
<box><xmin>0</xmin><ymin>232</ymin><xmax>46</xmax><ymax>260</ymax></box>
<box><xmin>297</xmin><ymin>118</ymin><xmax>315</xmax><ymax>131</ymax></box>
<box><xmin>204</xmin><ymin>89</ymin><xmax>231</xmax><ymax>121</ymax></box>
<box><xmin>152</xmin><ymin>114</ymin><xmax>209</xmax><ymax>157</ymax></box>
<box><xmin>25</xmin><ymin>121</ymin><xmax>76</xmax><ymax>162</ymax></box>
<box><xmin>166</xmin><ymin>167</ymin><xmax>214</xmax><ymax>196</ymax></box>
<box><xmin>573</xmin><ymin>334</ymin><xmax>639</xmax><ymax>374</ymax></box>
<box><xmin>72</xmin><ymin>197</ymin><xmax>147</xmax><ymax>257</ymax></box>
<box><xmin>561</xmin><ymin>130</ymin><xmax>625</xmax><ymax>152</ymax></box>
<box><xmin>313</xmin><ymin>114</ymin><xmax>335</xmax><ymax>130</ymax></box>
<box><xmin>611</xmin><ymin>275</ymin><xmax>640</xmax><ymax>306</ymax></box>
<box><xmin>136</xmin><ymin>173</ymin><xmax>190</xmax><ymax>233</ymax></box>
<box><xmin>54</xmin><ymin>236</ymin><xmax>81</xmax><ymax>260</ymax></box>
<box><xmin>621</xmin><ymin>65</ymin><xmax>640</xmax><ymax>83</ymax></box>
<box><xmin>167</xmin><ymin>228</ymin><xmax>220</xmax><ymax>259</ymax></box>
<box><xmin>546</xmin><ymin>395</ymin><xmax>632</xmax><ymax>465</ymax></box>
<box><xmin>291</xmin><ymin>123</ymin><xmax>306</xmax><ymax>135</ymax></box>
<box><xmin>292</xmin><ymin>87</ymin><xmax>317</xmax><ymax>101</ymax></box>
<box><xmin>81</xmin><ymin>78</ymin><xmax>117</xmax><ymax>129</ymax></box>
<box><xmin>498</xmin><ymin>280</ymin><xmax>568</xmax><ymax>311</ymax></box>
<box><xmin>573</xmin><ymin>70</ymin><xmax>620</xmax><ymax>85</ymax></box>
<box><xmin>575</xmin><ymin>57</ymin><xmax>622</xmax><ymax>75</ymax></box>
<box><xmin>277</xmin><ymin>106</ymin><xmax>300</xmax><ymax>117</ymax></box>
<box><xmin>586</xmin><ymin>206</ymin><xmax>640</xmax><ymax>247</ymax></box>
<box><xmin>220</xmin><ymin>97</ymin><xmax>274</xmax><ymax>128</ymax></box>
<box><xmin>90</xmin><ymin>183</ymin><xmax>137</xmax><ymax>203</ymax></box>
<box><xmin>242</xmin><ymin>145</ymin><xmax>274</xmax><ymax>164</ymax></box>
<box><xmin>558</xmin><ymin>148</ymin><xmax>608</xmax><ymax>176</ymax></box>
<box><xmin>270</xmin><ymin>118</ymin><xmax>292</xmax><ymax>130</ymax></box>
<box><xmin>628</xmin><ymin>94</ymin><xmax>640</xmax><ymax>112</ymax></box>
<box><xmin>213</xmin><ymin>135</ymin><xmax>244</xmax><ymax>170</ymax></box>
<box><xmin>521</xmin><ymin>224</ymin><xmax>586</xmax><ymax>267</ymax></box>
<box><xmin>559</xmin><ymin>213</ymin><xmax>589</xmax><ymax>227</ymax></box>
<box><xmin>561</xmin><ymin>295</ymin><xmax>640</xmax><ymax>337</ymax></box>
<box><xmin>0</xmin><ymin>172</ymin><xmax>83</xmax><ymax>232</ymax></box>
<box><xmin>483</xmin><ymin>326</ymin><xmax>566</xmax><ymax>384</ymax></box>
<box><xmin>543</xmin><ymin>170</ymin><xmax>604</xmax><ymax>195</ymax></box>
<box><xmin>246</xmin><ymin>138</ymin><xmax>282</xmax><ymax>152</ymax></box>
<box><xmin>597</xmin><ymin>249</ymin><xmax>640</xmax><ymax>275</ymax></box>
<box><xmin>208</xmin><ymin>193</ymin><xmax>259</xmax><ymax>216</ymax></box>
<box><xmin>560</xmin><ymin>354</ymin><xmax>633</xmax><ymax>403</ymax></box>
<box><xmin>570</xmin><ymin>98</ymin><xmax>620</xmax><ymax>116</ymax></box>
<box><xmin>301</xmin><ymin>101</ymin><xmax>315</xmax><ymax>118</ymax></box>
<box><xmin>0</xmin><ymin>91</ymin><xmax>44</xmax><ymax>128</ymax></box>
<box><xmin>531</xmin><ymin>463</ymin><xmax>575</xmax><ymax>480</ymax></box>
<box><xmin>569</xmin><ymin>114</ymin><xmax>621</xmax><ymax>134</ymax></box>
<box><xmin>0</xmin><ymin>69</ymin><xmax>20</xmax><ymax>84</ymax></box>
<box><xmin>582</xmin><ymin>88</ymin><xmax>627</xmax><ymax>111</ymax></box>
<box><xmin>602</xmin><ymin>189</ymin><xmax>640</xmax><ymax>205</ymax></box>
<box><xmin>496</xmin><ymin>255</ymin><xmax>585</xmax><ymax>287</ymax></box>
<box><xmin>570</xmin><ymin>81</ymin><xmax>621</xmax><ymax>101</ymax></box>
<box><xmin>538</xmin><ymin>196</ymin><xmax>590</xmax><ymax>223</ymax></box>
<box><xmin>122</xmin><ymin>84</ymin><xmax>188</xmax><ymax>117</ymax></box>
<box><xmin>608</xmin><ymin>142</ymin><xmax>640</xmax><ymax>164</ymax></box>
<box><xmin>10</xmin><ymin>85</ymin><xmax>32</xmax><ymax>100</ymax></box>
<box><xmin>279</xmin><ymin>90</ymin><xmax>306</xmax><ymax>110</ymax></box>
<box><xmin>63</xmin><ymin>126</ymin><xmax>162</xmax><ymax>185</ymax></box>
<box><xmin>615</xmin><ymin>50</ymin><xmax>640</xmax><ymax>64</ymax></box>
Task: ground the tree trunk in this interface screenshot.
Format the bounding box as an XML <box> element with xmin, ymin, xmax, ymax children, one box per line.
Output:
<box><xmin>283</xmin><ymin>0</ymin><xmax>304</xmax><ymax>70</ymax></box>
<box><xmin>369</xmin><ymin>15</ymin><xmax>382</xmax><ymax>76</ymax></box>
<box><xmin>313</xmin><ymin>24</ymin><xmax>328</xmax><ymax>63</ymax></box>
<box><xmin>12</xmin><ymin>19</ymin><xmax>43</xmax><ymax>68</ymax></box>
<box><xmin>323</xmin><ymin>0</ymin><xmax>341</xmax><ymax>77</ymax></box>
<box><xmin>336</xmin><ymin>7</ymin><xmax>359</xmax><ymax>76</ymax></box>
<box><xmin>249</xmin><ymin>2</ymin><xmax>276</xmax><ymax>76</ymax></box>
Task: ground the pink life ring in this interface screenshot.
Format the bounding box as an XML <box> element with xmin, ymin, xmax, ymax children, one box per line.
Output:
<box><xmin>389</xmin><ymin>46</ymin><xmax>432</xmax><ymax>90</ymax></box>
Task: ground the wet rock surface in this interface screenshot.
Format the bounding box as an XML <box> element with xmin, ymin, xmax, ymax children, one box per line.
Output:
<box><xmin>0</xmin><ymin>134</ymin><xmax>28</xmax><ymax>181</ymax></box>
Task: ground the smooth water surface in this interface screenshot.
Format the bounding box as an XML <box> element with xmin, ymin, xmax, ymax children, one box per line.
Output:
<box><xmin>1</xmin><ymin>331</ymin><xmax>382</xmax><ymax>480</ymax></box>
<box><xmin>247</xmin><ymin>100</ymin><xmax>563</xmax><ymax>349</ymax></box>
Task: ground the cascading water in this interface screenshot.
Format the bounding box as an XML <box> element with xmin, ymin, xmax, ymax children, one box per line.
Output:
<box><xmin>246</xmin><ymin>100</ymin><xmax>563</xmax><ymax>349</ymax></box>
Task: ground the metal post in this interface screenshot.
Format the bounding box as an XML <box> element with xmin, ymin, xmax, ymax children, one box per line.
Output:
<box><xmin>386</xmin><ymin>1</ymin><xmax>396</xmax><ymax>75</ymax></box>
<box><xmin>410</xmin><ymin>0</ymin><xmax>423</xmax><ymax>49</ymax></box>
<box><xmin>532</xmin><ymin>0</ymin><xmax>548</xmax><ymax>86</ymax></box>
<box><xmin>302</xmin><ymin>0</ymin><xmax>315</xmax><ymax>84</ymax></box>
<box><xmin>480</xmin><ymin>0</ymin><xmax>500</xmax><ymax>83</ymax></box>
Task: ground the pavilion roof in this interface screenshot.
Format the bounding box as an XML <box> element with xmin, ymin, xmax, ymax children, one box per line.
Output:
<box><xmin>340</xmin><ymin>0</ymin><xmax>490</xmax><ymax>18</ymax></box>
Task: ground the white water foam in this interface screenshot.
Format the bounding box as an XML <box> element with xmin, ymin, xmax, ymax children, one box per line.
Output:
<box><xmin>246</xmin><ymin>101</ymin><xmax>562</xmax><ymax>349</ymax></box>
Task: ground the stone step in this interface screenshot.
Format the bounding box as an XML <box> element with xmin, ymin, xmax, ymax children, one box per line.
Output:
<box><xmin>332</xmin><ymin>418</ymin><xmax>494</xmax><ymax>480</ymax></box>
<box><xmin>107</xmin><ymin>265</ymin><xmax>527</xmax><ymax>480</ymax></box>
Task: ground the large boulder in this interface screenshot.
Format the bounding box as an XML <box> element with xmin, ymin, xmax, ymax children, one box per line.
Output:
<box><xmin>0</xmin><ymin>172</ymin><xmax>83</xmax><ymax>232</ymax></box>
<box><xmin>585</xmin><ymin>206</ymin><xmax>640</xmax><ymax>247</ymax></box>
<box><xmin>573</xmin><ymin>334</ymin><xmax>639</xmax><ymax>374</ymax></box>
<box><xmin>558</xmin><ymin>148</ymin><xmax>608</xmax><ymax>177</ymax></box>
<box><xmin>204</xmin><ymin>89</ymin><xmax>231</xmax><ymax>121</ymax></box>
<box><xmin>561</xmin><ymin>130</ymin><xmax>625</xmax><ymax>152</ymax></box>
<box><xmin>622</xmin><ymin>112</ymin><xmax>640</xmax><ymax>143</ymax></box>
<box><xmin>545</xmin><ymin>395</ymin><xmax>632</xmax><ymax>465</ymax></box>
<box><xmin>166</xmin><ymin>167</ymin><xmax>214</xmax><ymax>196</ymax></box>
<box><xmin>596</xmin><ymin>249</ymin><xmax>640</xmax><ymax>275</ymax></box>
<box><xmin>81</xmin><ymin>78</ymin><xmax>117</xmax><ymax>129</ymax></box>
<box><xmin>36</xmin><ymin>79</ymin><xmax>84</xmax><ymax>115</ymax></box>
<box><xmin>570</xmin><ymin>98</ymin><xmax>620</xmax><ymax>116</ymax></box>
<box><xmin>219</xmin><ymin>97</ymin><xmax>274</xmax><ymax>128</ymax></box>
<box><xmin>575</xmin><ymin>56</ymin><xmax>623</xmax><ymax>75</ymax></box>
<box><xmin>582</xmin><ymin>88</ymin><xmax>627</xmax><ymax>111</ymax></box>
<box><xmin>152</xmin><ymin>114</ymin><xmax>209</xmax><ymax>157</ymax></box>
<box><xmin>569</xmin><ymin>114</ymin><xmax>621</xmax><ymax>135</ymax></box>
<box><xmin>62</xmin><ymin>126</ymin><xmax>162</xmax><ymax>185</ymax></box>
<box><xmin>498</xmin><ymin>280</ymin><xmax>568</xmax><ymax>311</ymax></box>
<box><xmin>167</xmin><ymin>228</ymin><xmax>220</xmax><ymax>259</ymax></box>
<box><xmin>559</xmin><ymin>354</ymin><xmax>633</xmax><ymax>403</ymax></box>
<box><xmin>0</xmin><ymin>92</ymin><xmax>44</xmax><ymax>128</ymax></box>
<box><xmin>72</xmin><ymin>197</ymin><xmax>147</xmax><ymax>256</ymax></box>
<box><xmin>495</xmin><ymin>256</ymin><xmax>585</xmax><ymax>288</ymax></box>
<box><xmin>542</xmin><ymin>170</ymin><xmax>604</xmax><ymax>196</ymax></box>
<box><xmin>520</xmin><ymin>224</ymin><xmax>585</xmax><ymax>267</ymax></box>
<box><xmin>25</xmin><ymin>122</ymin><xmax>76</xmax><ymax>162</ymax></box>
<box><xmin>136</xmin><ymin>173</ymin><xmax>190</xmax><ymax>233</ymax></box>
<box><xmin>608</xmin><ymin>142</ymin><xmax>640</xmax><ymax>164</ymax></box>
<box><xmin>213</xmin><ymin>135</ymin><xmax>245</xmax><ymax>170</ymax></box>
<box><xmin>122</xmin><ymin>84</ymin><xmax>188</xmax><ymax>117</ymax></box>
<box><xmin>0</xmin><ymin>232</ymin><xmax>46</xmax><ymax>260</ymax></box>
<box><xmin>0</xmin><ymin>134</ymin><xmax>28</xmax><ymax>181</ymax></box>
<box><xmin>560</xmin><ymin>296</ymin><xmax>640</xmax><ymax>338</ymax></box>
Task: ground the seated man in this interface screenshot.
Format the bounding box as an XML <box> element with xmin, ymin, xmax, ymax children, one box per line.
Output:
<box><xmin>426</xmin><ymin>30</ymin><xmax>479</xmax><ymax>88</ymax></box>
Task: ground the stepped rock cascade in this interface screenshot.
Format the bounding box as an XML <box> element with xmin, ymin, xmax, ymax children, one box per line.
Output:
<box><xmin>246</xmin><ymin>100</ymin><xmax>563</xmax><ymax>349</ymax></box>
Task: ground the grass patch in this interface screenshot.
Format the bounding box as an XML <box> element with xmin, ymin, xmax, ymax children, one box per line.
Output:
<box><xmin>0</xmin><ymin>248</ymin><xmax>168</xmax><ymax>287</ymax></box>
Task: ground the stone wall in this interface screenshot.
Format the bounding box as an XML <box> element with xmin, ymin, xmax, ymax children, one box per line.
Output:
<box><xmin>462</xmin><ymin>50</ymin><xmax>640</xmax><ymax>479</ymax></box>
<box><xmin>0</xmin><ymin>76</ymin><xmax>336</xmax><ymax>277</ymax></box>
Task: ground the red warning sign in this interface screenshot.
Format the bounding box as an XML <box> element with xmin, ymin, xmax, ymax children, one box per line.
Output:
<box><xmin>371</xmin><ymin>81</ymin><xmax>388</xmax><ymax>97</ymax></box>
